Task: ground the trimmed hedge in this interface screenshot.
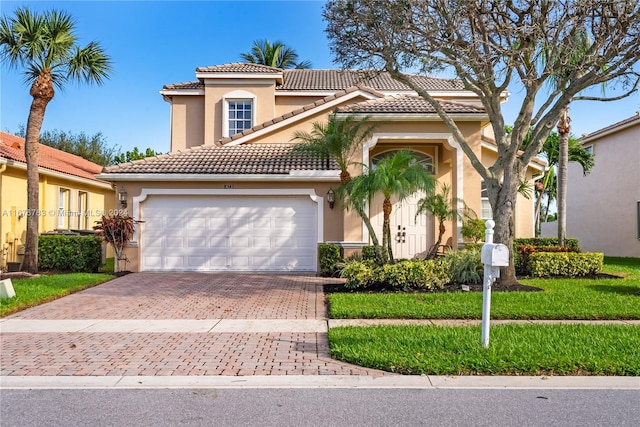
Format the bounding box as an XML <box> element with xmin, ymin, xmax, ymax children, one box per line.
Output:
<box><xmin>341</xmin><ymin>259</ymin><xmax>450</xmax><ymax>291</ymax></box>
<box><xmin>38</xmin><ymin>234</ymin><xmax>102</xmax><ymax>273</ymax></box>
<box><xmin>514</xmin><ymin>237</ymin><xmax>580</xmax><ymax>252</ymax></box>
<box><xmin>319</xmin><ymin>243</ymin><xmax>342</xmax><ymax>277</ymax></box>
<box><xmin>529</xmin><ymin>252</ymin><xmax>604</xmax><ymax>278</ymax></box>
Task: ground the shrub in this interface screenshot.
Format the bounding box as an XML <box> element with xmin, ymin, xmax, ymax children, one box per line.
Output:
<box><xmin>442</xmin><ymin>248</ymin><xmax>483</xmax><ymax>285</ymax></box>
<box><xmin>361</xmin><ymin>245</ymin><xmax>375</xmax><ymax>261</ymax></box>
<box><xmin>514</xmin><ymin>237</ymin><xmax>580</xmax><ymax>252</ymax></box>
<box><xmin>38</xmin><ymin>234</ymin><xmax>102</xmax><ymax>273</ymax></box>
<box><xmin>461</xmin><ymin>218</ymin><xmax>486</xmax><ymax>243</ymax></box>
<box><xmin>516</xmin><ymin>244</ymin><xmax>574</xmax><ymax>275</ymax></box>
<box><xmin>463</xmin><ymin>242</ymin><xmax>483</xmax><ymax>251</ymax></box>
<box><xmin>318</xmin><ymin>243</ymin><xmax>342</xmax><ymax>277</ymax></box>
<box><xmin>529</xmin><ymin>252</ymin><xmax>604</xmax><ymax>278</ymax></box>
<box><xmin>341</xmin><ymin>261</ymin><xmax>376</xmax><ymax>289</ymax></box>
<box><xmin>340</xmin><ymin>259</ymin><xmax>449</xmax><ymax>291</ymax></box>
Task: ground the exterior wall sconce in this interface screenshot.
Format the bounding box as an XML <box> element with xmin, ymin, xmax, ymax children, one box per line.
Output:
<box><xmin>327</xmin><ymin>188</ymin><xmax>335</xmax><ymax>209</ymax></box>
<box><xmin>118</xmin><ymin>188</ymin><xmax>127</xmax><ymax>209</ymax></box>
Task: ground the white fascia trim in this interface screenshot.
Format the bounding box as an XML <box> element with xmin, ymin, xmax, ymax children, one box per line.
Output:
<box><xmin>1</xmin><ymin>158</ymin><xmax>113</xmax><ymax>190</ymax></box>
<box><xmin>377</xmin><ymin>90</ymin><xmax>479</xmax><ymax>97</ymax></box>
<box><xmin>196</xmin><ymin>72</ymin><xmax>283</xmax><ymax>81</ymax></box>
<box><xmin>226</xmin><ymin>89</ymin><xmax>381</xmax><ymax>146</ymax></box>
<box><xmin>276</xmin><ymin>91</ymin><xmax>336</xmax><ymax>97</ymax></box>
<box><xmin>159</xmin><ymin>89</ymin><xmax>205</xmax><ymax>96</ymax></box>
<box><xmin>95</xmin><ymin>173</ymin><xmax>340</xmax><ymax>182</ymax></box>
<box><xmin>480</xmin><ymin>140</ymin><xmax>546</xmax><ymax>172</ymax></box>
<box><xmin>580</xmin><ymin>117</ymin><xmax>640</xmax><ymax>143</ymax></box>
<box><xmin>132</xmin><ymin>188</ymin><xmax>324</xmax><ymax>254</ymax></box>
<box><xmin>336</xmin><ymin>113</ymin><xmax>488</xmax><ymax>121</ymax></box>
<box><xmin>361</xmin><ymin>132</ymin><xmax>464</xmax><ymax>245</ymax></box>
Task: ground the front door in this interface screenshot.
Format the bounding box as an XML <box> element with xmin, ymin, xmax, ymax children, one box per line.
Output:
<box><xmin>371</xmin><ymin>191</ymin><xmax>434</xmax><ymax>260</ymax></box>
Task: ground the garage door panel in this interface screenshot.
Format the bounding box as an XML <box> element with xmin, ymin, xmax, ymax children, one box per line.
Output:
<box><xmin>140</xmin><ymin>195</ymin><xmax>317</xmax><ymax>272</ymax></box>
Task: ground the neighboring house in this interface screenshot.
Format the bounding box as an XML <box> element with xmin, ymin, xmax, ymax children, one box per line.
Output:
<box><xmin>564</xmin><ymin>112</ymin><xmax>640</xmax><ymax>257</ymax></box>
<box><xmin>0</xmin><ymin>132</ymin><xmax>115</xmax><ymax>270</ymax></box>
<box><xmin>99</xmin><ymin>63</ymin><xmax>544</xmax><ymax>273</ymax></box>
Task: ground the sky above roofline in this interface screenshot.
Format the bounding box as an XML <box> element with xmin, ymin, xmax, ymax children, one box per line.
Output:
<box><xmin>1</xmin><ymin>1</ymin><xmax>638</xmax><ymax>155</ymax></box>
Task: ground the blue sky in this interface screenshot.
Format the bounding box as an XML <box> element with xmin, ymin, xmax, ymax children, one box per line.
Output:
<box><xmin>1</xmin><ymin>0</ymin><xmax>639</xmax><ymax>155</ymax></box>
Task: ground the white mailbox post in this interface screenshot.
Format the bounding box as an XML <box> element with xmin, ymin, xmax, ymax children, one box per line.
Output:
<box><xmin>481</xmin><ymin>220</ymin><xmax>509</xmax><ymax>348</ymax></box>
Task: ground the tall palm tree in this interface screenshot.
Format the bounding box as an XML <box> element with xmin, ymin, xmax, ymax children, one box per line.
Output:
<box><xmin>291</xmin><ymin>113</ymin><xmax>383</xmax><ymax>262</ymax></box>
<box><xmin>353</xmin><ymin>150</ymin><xmax>436</xmax><ymax>263</ymax></box>
<box><xmin>416</xmin><ymin>183</ymin><xmax>475</xmax><ymax>259</ymax></box>
<box><xmin>0</xmin><ymin>7</ymin><xmax>112</xmax><ymax>273</ymax></box>
<box><xmin>240</xmin><ymin>39</ymin><xmax>311</xmax><ymax>69</ymax></box>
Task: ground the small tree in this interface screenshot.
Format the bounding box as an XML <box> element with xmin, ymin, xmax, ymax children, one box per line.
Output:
<box><xmin>416</xmin><ymin>183</ymin><xmax>476</xmax><ymax>259</ymax></box>
<box><xmin>461</xmin><ymin>219</ymin><xmax>486</xmax><ymax>244</ymax></box>
<box><xmin>93</xmin><ymin>214</ymin><xmax>136</xmax><ymax>273</ymax></box>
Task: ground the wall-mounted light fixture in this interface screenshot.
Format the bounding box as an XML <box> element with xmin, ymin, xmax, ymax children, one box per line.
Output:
<box><xmin>118</xmin><ymin>188</ymin><xmax>127</xmax><ymax>209</ymax></box>
<box><xmin>327</xmin><ymin>188</ymin><xmax>335</xmax><ymax>209</ymax></box>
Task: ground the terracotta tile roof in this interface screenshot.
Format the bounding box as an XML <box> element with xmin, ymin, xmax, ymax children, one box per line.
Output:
<box><xmin>196</xmin><ymin>63</ymin><xmax>283</xmax><ymax>73</ymax></box>
<box><xmin>102</xmin><ymin>144</ymin><xmax>339</xmax><ymax>175</ymax></box>
<box><xmin>278</xmin><ymin>69</ymin><xmax>464</xmax><ymax>91</ymax></box>
<box><xmin>336</xmin><ymin>95</ymin><xmax>486</xmax><ymax>114</ymax></box>
<box><xmin>0</xmin><ymin>132</ymin><xmax>107</xmax><ymax>183</ymax></box>
<box><xmin>162</xmin><ymin>81</ymin><xmax>203</xmax><ymax>90</ymax></box>
<box><xmin>219</xmin><ymin>85</ymin><xmax>385</xmax><ymax>145</ymax></box>
<box><xmin>163</xmin><ymin>66</ymin><xmax>464</xmax><ymax>92</ymax></box>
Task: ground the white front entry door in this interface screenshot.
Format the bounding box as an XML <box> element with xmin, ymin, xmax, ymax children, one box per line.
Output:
<box><xmin>139</xmin><ymin>195</ymin><xmax>317</xmax><ymax>272</ymax></box>
<box><xmin>371</xmin><ymin>192</ymin><xmax>434</xmax><ymax>259</ymax></box>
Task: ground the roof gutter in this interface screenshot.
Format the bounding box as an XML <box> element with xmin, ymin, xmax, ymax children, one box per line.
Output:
<box><xmin>96</xmin><ymin>171</ymin><xmax>341</xmax><ymax>182</ymax></box>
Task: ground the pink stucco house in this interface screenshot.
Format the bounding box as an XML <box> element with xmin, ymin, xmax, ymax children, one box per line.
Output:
<box><xmin>98</xmin><ymin>63</ymin><xmax>544</xmax><ymax>273</ymax></box>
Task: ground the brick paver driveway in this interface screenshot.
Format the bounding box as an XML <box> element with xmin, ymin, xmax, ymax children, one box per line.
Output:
<box><xmin>1</xmin><ymin>273</ymin><xmax>386</xmax><ymax>377</ymax></box>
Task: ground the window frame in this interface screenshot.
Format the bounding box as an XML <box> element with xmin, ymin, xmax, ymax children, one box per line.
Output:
<box><xmin>58</xmin><ymin>187</ymin><xmax>71</xmax><ymax>229</ymax></box>
<box><xmin>77</xmin><ymin>191</ymin><xmax>89</xmax><ymax>230</ymax></box>
<box><xmin>481</xmin><ymin>181</ymin><xmax>493</xmax><ymax>220</ymax></box>
<box><xmin>222</xmin><ymin>90</ymin><xmax>257</xmax><ymax>138</ymax></box>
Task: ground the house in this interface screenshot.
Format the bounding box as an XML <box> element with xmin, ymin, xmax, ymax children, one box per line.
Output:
<box><xmin>98</xmin><ymin>63</ymin><xmax>544</xmax><ymax>273</ymax></box>
<box><xmin>0</xmin><ymin>132</ymin><xmax>115</xmax><ymax>270</ymax></box>
<box><xmin>565</xmin><ymin>112</ymin><xmax>640</xmax><ymax>257</ymax></box>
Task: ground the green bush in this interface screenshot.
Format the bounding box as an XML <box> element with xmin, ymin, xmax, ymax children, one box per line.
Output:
<box><xmin>442</xmin><ymin>248</ymin><xmax>483</xmax><ymax>285</ymax></box>
<box><xmin>516</xmin><ymin>244</ymin><xmax>574</xmax><ymax>276</ymax></box>
<box><xmin>514</xmin><ymin>238</ymin><xmax>580</xmax><ymax>252</ymax></box>
<box><xmin>529</xmin><ymin>252</ymin><xmax>604</xmax><ymax>278</ymax></box>
<box><xmin>341</xmin><ymin>260</ymin><xmax>377</xmax><ymax>289</ymax></box>
<box><xmin>319</xmin><ymin>243</ymin><xmax>342</xmax><ymax>277</ymax></box>
<box><xmin>463</xmin><ymin>242</ymin><xmax>483</xmax><ymax>251</ymax></box>
<box><xmin>38</xmin><ymin>234</ymin><xmax>102</xmax><ymax>273</ymax></box>
<box><xmin>341</xmin><ymin>259</ymin><xmax>449</xmax><ymax>291</ymax></box>
<box><xmin>361</xmin><ymin>245</ymin><xmax>375</xmax><ymax>261</ymax></box>
<box><xmin>461</xmin><ymin>218</ymin><xmax>486</xmax><ymax>243</ymax></box>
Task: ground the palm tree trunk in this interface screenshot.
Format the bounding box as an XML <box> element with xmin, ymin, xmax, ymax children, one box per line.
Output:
<box><xmin>557</xmin><ymin>108</ymin><xmax>570</xmax><ymax>247</ymax></box>
<box><xmin>382</xmin><ymin>198</ymin><xmax>393</xmax><ymax>263</ymax></box>
<box><xmin>22</xmin><ymin>74</ymin><xmax>55</xmax><ymax>273</ymax></box>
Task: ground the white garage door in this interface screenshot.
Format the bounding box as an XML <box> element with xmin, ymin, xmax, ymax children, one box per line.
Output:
<box><xmin>140</xmin><ymin>195</ymin><xmax>318</xmax><ymax>272</ymax></box>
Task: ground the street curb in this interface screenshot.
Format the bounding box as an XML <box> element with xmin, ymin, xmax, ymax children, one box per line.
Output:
<box><xmin>1</xmin><ymin>375</ymin><xmax>638</xmax><ymax>390</ymax></box>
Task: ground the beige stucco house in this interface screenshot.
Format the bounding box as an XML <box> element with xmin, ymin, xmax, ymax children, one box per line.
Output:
<box><xmin>0</xmin><ymin>132</ymin><xmax>115</xmax><ymax>270</ymax></box>
<box><xmin>564</xmin><ymin>112</ymin><xmax>640</xmax><ymax>257</ymax></box>
<box><xmin>99</xmin><ymin>63</ymin><xmax>544</xmax><ymax>273</ymax></box>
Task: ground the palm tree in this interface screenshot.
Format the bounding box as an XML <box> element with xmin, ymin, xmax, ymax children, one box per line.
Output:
<box><xmin>353</xmin><ymin>150</ymin><xmax>436</xmax><ymax>263</ymax></box>
<box><xmin>0</xmin><ymin>7</ymin><xmax>112</xmax><ymax>273</ymax></box>
<box><xmin>416</xmin><ymin>183</ymin><xmax>476</xmax><ymax>259</ymax></box>
<box><xmin>291</xmin><ymin>113</ymin><xmax>383</xmax><ymax>262</ymax></box>
<box><xmin>240</xmin><ymin>39</ymin><xmax>311</xmax><ymax>69</ymax></box>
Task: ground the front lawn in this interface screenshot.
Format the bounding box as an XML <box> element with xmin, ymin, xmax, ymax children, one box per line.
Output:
<box><xmin>0</xmin><ymin>273</ymin><xmax>114</xmax><ymax>317</ymax></box>
<box><xmin>328</xmin><ymin>259</ymin><xmax>640</xmax><ymax>320</ymax></box>
<box><xmin>329</xmin><ymin>323</ymin><xmax>640</xmax><ymax>375</ymax></box>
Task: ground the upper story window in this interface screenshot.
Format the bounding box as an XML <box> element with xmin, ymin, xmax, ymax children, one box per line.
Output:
<box><xmin>222</xmin><ymin>90</ymin><xmax>257</xmax><ymax>137</ymax></box>
<box><xmin>584</xmin><ymin>145</ymin><xmax>594</xmax><ymax>155</ymax></box>
<box><xmin>227</xmin><ymin>100</ymin><xmax>253</xmax><ymax>135</ymax></box>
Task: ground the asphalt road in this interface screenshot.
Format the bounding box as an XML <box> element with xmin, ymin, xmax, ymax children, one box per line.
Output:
<box><xmin>2</xmin><ymin>388</ymin><xmax>639</xmax><ymax>427</ymax></box>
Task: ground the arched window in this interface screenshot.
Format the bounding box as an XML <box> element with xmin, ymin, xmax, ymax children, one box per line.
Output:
<box><xmin>371</xmin><ymin>150</ymin><xmax>435</xmax><ymax>174</ymax></box>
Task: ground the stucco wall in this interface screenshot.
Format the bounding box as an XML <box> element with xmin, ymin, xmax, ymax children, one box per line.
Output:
<box><xmin>170</xmin><ymin>96</ymin><xmax>205</xmax><ymax>152</ymax></box>
<box><xmin>0</xmin><ymin>165</ymin><xmax>115</xmax><ymax>269</ymax></box>
<box><xmin>564</xmin><ymin>122</ymin><xmax>640</xmax><ymax>257</ymax></box>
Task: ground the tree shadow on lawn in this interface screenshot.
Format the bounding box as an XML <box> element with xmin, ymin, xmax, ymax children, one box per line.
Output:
<box><xmin>587</xmin><ymin>284</ymin><xmax>640</xmax><ymax>296</ymax></box>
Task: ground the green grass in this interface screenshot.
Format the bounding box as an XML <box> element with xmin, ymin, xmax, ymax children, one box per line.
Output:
<box><xmin>329</xmin><ymin>324</ymin><xmax>640</xmax><ymax>375</ymax></box>
<box><xmin>328</xmin><ymin>258</ymin><xmax>640</xmax><ymax>320</ymax></box>
<box><xmin>0</xmin><ymin>273</ymin><xmax>115</xmax><ymax>317</ymax></box>
<box><xmin>99</xmin><ymin>257</ymin><xmax>115</xmax><ymax>273</ymax></box>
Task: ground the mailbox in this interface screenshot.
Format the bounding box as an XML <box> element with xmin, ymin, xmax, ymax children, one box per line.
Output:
<box><xmin>481</xmin><ymin>243</ymin><xmax>509</xmax><ymax>267</ymax></box>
